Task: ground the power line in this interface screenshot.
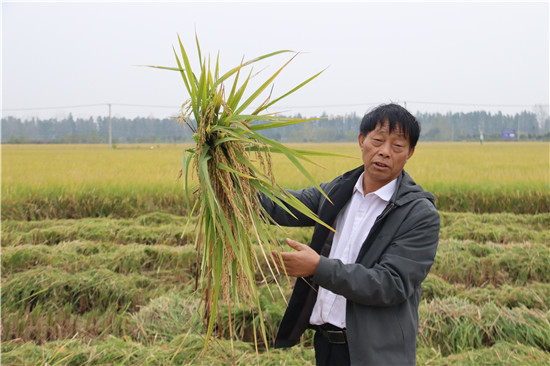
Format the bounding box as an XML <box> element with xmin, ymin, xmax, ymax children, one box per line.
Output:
<box><xmin>2</xmin><ymin>103</ymin><xmax>107</xmax><ymax>111</ymax></box>
<box><xmin>278</xmin><ymin>101</ymin><xmax>548</xmax><ymax>109</ymax></box>
<box><xmin>2</xmin><ymin>103</ymin><xmax>179</xmax><ymax>112</ymax></box>
<box><xmin>405</xmin><ymin>101</ymin><xmax>547</xmax><ymax>108</ymax></box>
<box><xmin>276</xmin><ymin>102</ymin><xmax>381</xmax><ymax>109</ymax></box>
<box><xmin>2</xmin><ymin>101</ymin><xmax>547</xmax><ymax>113</ymax></box>
<box><xmin>111</xmin><ymin>103</ymin><xmax>180</xmax><ymax>109</ymax></box>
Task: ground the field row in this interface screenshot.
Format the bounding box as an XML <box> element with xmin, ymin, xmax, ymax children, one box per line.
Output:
<box><xmin>2</xmin><ymin>185</ymin><xmax>548</xmax><ymax>220</ymax></box>
<box><xmin>3</xmin><ymin>338</ymin><xmax>549</xmax><ymax>366</ymax></box>
<box><xmin>2</xmin><ymin>291</ymin><xmax>550</xmax><ymax>365</ymax></box>
<box><xmin>2</xmin><ymin>212</ymin><xmax>549</xmax><ymax>248</ymax></box>
<box><xmin>2</xmin><ymin>239</ymin><xmax>550</xmax><ymax>295</ymax></box>
<box><xmin>2</xmin><ymin>242</ymin><xmax>549</xmax><ymax>322</ymax></box>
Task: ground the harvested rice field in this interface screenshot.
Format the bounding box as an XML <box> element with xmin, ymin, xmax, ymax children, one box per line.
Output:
<box><xmin>1</xmin><ymin>142</ymin><xmax>549</xmax><ymax>365</ymax></box>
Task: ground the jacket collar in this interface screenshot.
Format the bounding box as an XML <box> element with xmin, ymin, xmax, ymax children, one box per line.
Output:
<box><xmin>321</xmin><ymin>166</ymin><xmax>435</xmax><ymax>224</ymax></box>
<box><xmin>322</xmin><ymin>166</ymin><xmax>363</xmax><ymax>218</ymax></box>
<box><xmin>391</xmin><ymin>170</ymin><xmax>436</xmax><ymax>207</ymax></box>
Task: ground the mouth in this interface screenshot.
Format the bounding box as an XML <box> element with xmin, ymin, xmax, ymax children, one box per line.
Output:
<box><xmin>374</xmin><ymin>161</ymin><xmax>390</xmax><ymax>169</ymax></box>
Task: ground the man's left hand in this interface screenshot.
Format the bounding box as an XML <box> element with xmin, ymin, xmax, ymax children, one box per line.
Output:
<box><xmin>271</xmin><ymin>238</ymin><xmax>320</xmax><ymax>277</ymax></box>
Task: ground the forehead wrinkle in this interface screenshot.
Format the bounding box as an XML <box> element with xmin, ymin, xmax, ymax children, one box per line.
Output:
<box><xmin>373</xmin><ymin>124</ymin><xmax>406</xmax><ymax>139</ymax></box>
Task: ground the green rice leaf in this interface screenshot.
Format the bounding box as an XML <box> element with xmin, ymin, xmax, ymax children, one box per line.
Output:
<box><xmin>172</xmin><ymin>50</ymin><xmax>192</xmax><ymax>98</ymax></box>
<box><xmin>217</xmin><ymin>163</ymin><xmax>256</xmax><ymax>180</ymax></box>
<box><xmin>177</xmin><ymin>34</ymin><xmax>198</xmax><ymax>101</ymax></box>
<box><xmin>247</xmin><ymin>117</ymin><xmax>321</xmax><ymax>131</ymax></box>
<box><xmin>258</xmin><ymin>67</ymin><xmax>327</xmax><ymax>113</ymax></box>
<box><xmin>195</xmin><ymin>32</ymin><xmax>202</xmax><ymax>68</ymax></box>
<box><xmin>214</xmin><ymin>51</ymin><xmax>220</xmax><ymax>80</ymax></box>
<box><xmin>226</xmin><ymin>68</ymin><xmax>253</xmax><ymax>113</ymax></box>
<box><xmin>141</xmin><ymin>65</ymin><xmax>181</xmax><ymax>72</ymax></box>
<box><xmin>215</xmin><ymin>50</ymin><xmax>294</xmax><ymax>87</ymax></box>
<box><xmin>234</xmin><ymin>53</ymin><xmax>298</xmax><ymax>116</ymax></box>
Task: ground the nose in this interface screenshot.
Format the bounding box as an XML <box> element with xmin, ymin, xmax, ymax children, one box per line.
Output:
<box><xmin>378</xmin><ymin>142</ymin><xmax>391</xmax><ymax>158</ymax></box>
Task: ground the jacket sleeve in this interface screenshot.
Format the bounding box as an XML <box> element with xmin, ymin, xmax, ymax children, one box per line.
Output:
<box><xmin>312</xmin><ymin>198</ymin><xmax>440</xmax><ymax>306</ymax></box>
<box><xmin>259</xmin><ymin>184</ymin><xmax>326</xmax><ymax>227</ymax></box>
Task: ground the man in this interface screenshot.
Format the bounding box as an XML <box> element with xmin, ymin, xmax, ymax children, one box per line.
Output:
<box><xmin>261</xmin><ymin>103</ymin><xmax>440</xmax><ymax>365</ymax></box>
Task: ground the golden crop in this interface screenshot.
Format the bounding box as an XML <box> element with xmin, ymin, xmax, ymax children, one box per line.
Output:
<box><xmin>2</xmin><ymin>142</ymin><xmax>548</xmax><ymax>196</ymax></box>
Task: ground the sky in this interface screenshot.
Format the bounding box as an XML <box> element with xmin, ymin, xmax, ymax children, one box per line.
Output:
<box><xmin>2</xmin><ymin>1</ymin><xmax>549</xmax><ymax>121</ymax></box>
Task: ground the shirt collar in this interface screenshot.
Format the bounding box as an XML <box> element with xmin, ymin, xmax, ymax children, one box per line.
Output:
<box><xmin>354</xmin><ymin>172</ymin><xmax>397</xmax><ymax>202</ymax></box>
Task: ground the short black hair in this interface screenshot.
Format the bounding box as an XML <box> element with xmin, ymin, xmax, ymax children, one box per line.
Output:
<box><xmin>359</xmin><ymin>103</ymin><xmax>420</xmax><ymax>150</ymax></box>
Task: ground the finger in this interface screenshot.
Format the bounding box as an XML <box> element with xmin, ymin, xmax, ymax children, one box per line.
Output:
<box><xmin>285</xmin><ymin>238</ymin><xmax>304</xmax><ymax>251</ymax></box>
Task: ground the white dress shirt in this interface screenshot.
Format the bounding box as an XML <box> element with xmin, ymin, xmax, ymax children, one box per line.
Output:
<box><xmin>309</xmin><ymin>173</ymin><xmax>397</xmax><ymax>328</ymax></box>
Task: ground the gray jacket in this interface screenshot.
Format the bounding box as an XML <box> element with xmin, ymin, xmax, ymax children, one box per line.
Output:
<box><xmin>261</xmin><ymin>166</ymin><xmax>440</xmax><ymax>365</ymax></box>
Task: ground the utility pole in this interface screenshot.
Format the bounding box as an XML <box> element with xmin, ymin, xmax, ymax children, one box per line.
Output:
<box><xmin>108</xmin><ymin>103</ymin><xmax>112</xmax><ymax>149</ymax></box>
<box><xmin>344</xmin><ymin>113</ymin><xmax>348</xmax><ymax>138</ymax></box>
<box><xmin>479</xmin><ymin>118</ymin><xmax>484</xmax><ymax>145</ymax></box>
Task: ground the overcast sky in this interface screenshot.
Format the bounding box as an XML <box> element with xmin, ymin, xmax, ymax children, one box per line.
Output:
<box><xmin>2</xmin><ymin>1</ymin><xmax>549</xmax><ymax>120</ymax></box>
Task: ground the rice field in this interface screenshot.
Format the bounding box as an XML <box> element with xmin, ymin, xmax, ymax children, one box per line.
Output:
<box><xmin>1</xmin><ymin>142</ymin><xmax>548</xmax><ymax>219</ymax></box>
<box><xmin>1</xmin><ymin>142</ymin><xmax>549</xmax><ymax>365</ymax></box>
<box><xmin>2</xmin><ymin>142</ymin><xmax>548</xmax><ymax>191</ymax></box>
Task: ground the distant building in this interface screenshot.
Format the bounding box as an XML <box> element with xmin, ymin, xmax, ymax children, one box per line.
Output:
<box><xmin>501</xmin><ymin>130</ymin><xmax>516</xmax><ymax>139</ymax></box>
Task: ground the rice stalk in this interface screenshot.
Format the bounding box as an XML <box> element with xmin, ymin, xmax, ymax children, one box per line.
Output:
<box><xmin>148</xmin><ymin>34</ymin><xmax>339</xmax><ymax>355</ymax></box>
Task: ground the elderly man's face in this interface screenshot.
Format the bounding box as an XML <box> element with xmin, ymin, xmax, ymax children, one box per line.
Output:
<box><xmin>358</xmin><ymin>120</ymin><xmax>415</xmax><ymax>193</ymax></box>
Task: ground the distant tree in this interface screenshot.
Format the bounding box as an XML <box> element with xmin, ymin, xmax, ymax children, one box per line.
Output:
<box><xmin>0</xmin><ymin>110</ymin><xmax>545</xmax><ymax>143</ymax></box>
<box><xmin>533</xmin><ymin>104</ymin><xmax>550</xmax><ymax>133</ymax></box>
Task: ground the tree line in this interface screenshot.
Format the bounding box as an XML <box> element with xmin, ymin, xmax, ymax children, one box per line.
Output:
<box><xmin>1</xmin><ymin>110</ymin><xmax>548</xmax><ymax>144</ymax></box>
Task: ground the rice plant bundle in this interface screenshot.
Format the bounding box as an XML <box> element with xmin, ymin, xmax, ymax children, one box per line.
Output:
<box><xmin>149</xmin><ymin>35</ymin><xmax>334</xmax><ymax>353</ymax></box>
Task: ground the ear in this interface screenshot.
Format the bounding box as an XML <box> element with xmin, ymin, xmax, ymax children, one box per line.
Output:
<box><xmin>358</xmin><ymin>133</ymin><xmax>365</xmax><ymax>148</ymax></box>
